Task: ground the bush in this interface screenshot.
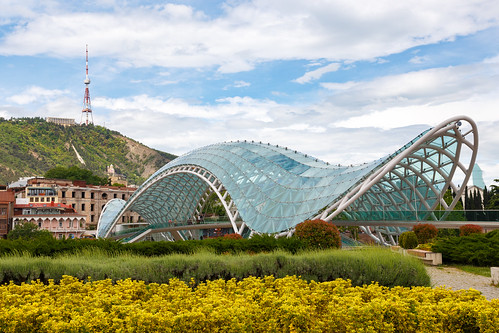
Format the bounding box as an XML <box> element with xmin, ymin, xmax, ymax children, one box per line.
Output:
<box><xmin>294</xmin><ymin>219</ymin><xmax>341</xmax><ymax>249</ymax></box>
<box><xmin>459</xmin><ymin>224</ymin><xmax>483</xmax><ymax>236</ymax></box>
<box><xmin>222</xmin><ymin>233</ymin><xmax>243</xmax><ymax>240</ymax></box>
<box><xmin>0</xmin><ymin>248</ymin><xmax>429</xmax><ymax>287</ymax></box>
<box><xmin>412</xmin><ymin>223</ymin><xmax>438</xmax><ymax>244</ymax></box>
<box><xmin>1</xmin><ymin>275</ymin><xmax>494</xmax><ymax>332</ymax></box>
<box><xmin>431</xmin><ymin>230</ymin><xmax>499</xmax><ymax>266</ymax></box>
<box><xmin>437</xmin><ymin>228</ymin><xmax>460</xmax><ymax>238</ymax></box>
<box><xmin>399</xmin><ymin>231</ymin><xmax>418</xmax><ymax>249</ymax></box>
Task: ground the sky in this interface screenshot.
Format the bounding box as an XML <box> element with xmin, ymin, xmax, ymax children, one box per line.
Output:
<box><xmin>0</xmin><ymin>0</ymin><xmax>498</xmax><ymax>187</ymax></box>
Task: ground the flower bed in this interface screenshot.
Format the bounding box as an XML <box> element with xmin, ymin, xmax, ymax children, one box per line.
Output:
<box><xmin>0</xmin><ymin>275</ymin><xmax>497</xmax><ymax>332</ymax></box>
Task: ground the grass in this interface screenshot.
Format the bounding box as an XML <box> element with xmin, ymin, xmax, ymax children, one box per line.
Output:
<box><xmin>0</xmin><ymin>247</ymin><xmax>430</xmax><ymax>287</ymax></box>
<box><xmin>453</xmin><ymin>264</ymin><xmax>492</xmax><ymax>277</ymax></box>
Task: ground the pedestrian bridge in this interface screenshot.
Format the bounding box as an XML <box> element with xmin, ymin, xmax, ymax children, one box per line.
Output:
<box><xmin>112</xmin><ymin>210</ymin><xmax>499</xmax><ymax>244</ymax></box>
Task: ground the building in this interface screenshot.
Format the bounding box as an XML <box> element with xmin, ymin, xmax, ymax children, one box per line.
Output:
<box><xmin>98</xmin><ymin>116</ymin><xmax>478</xmax><ymax>245</ymax></box>
<box><xmin>26</xmin><ymin>178</ymin><xmax>140</xmax><ymax>230</ymax></box>
<box><xmin>0</xmin><ymin>185</ymin><xmax>15</xmax><ymax>238</ymax></box>
<box><xmin>45</xmin><ymin>117</ymin><xmax>76</xmax><ymax>126</ymax></box>
<box><xmin>12</xmin><ymin>201</ymin><xmax>86</xmax><ymax>239</ymax></box>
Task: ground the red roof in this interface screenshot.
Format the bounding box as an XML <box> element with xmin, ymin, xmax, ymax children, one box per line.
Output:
<box><xmin>15</xmin><ymin>201</ymin><xmax>74</xmax><ymax>210</ymax></box>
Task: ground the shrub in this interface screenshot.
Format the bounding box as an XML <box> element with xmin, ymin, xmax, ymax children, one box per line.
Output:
<box><xmin>294</xmin><ymin>219</ymin><xmax>341</xmax><ymax>249</ymax></box>
<box><xmin>459</xmin><ymin>224</ymin><xmax>483</xmax><ymax>236</ymax></box>
<box><xmin>222</xmin><ymin>233</ymin><xmax>243</xmax><ymax>240</ymax></box>
<box><xmin>437</xmin><ymin>228</ymin><xmax>459</xmax><ymax>238</ymax></box>
<box><xmin>431</xmin><ymin>230</ymin><xmax>499</xmax><ymax>266</ymax></box>
<box><xmin>0</xmin><ymin>275</ymin><xmax>495</xmax><ymax>332</ymax></box>
<box><xmin>412</xmin><ymin>223</ymin><xmax>438</xmax><ymax>244</ymax></box>
<box><xmin>399</xmin><ymin>231</ymin><xmax>418</xmax><ymax>249</ymax></box>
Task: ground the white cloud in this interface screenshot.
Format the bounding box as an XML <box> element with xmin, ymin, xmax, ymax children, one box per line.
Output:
<box><xmin>1</xmin><ymin>1</ymin><xmax>498</xmax><ymax>71</ymax></box>
<box><xmin>7</xmin><ymin>86</ymin><xmax>69</xmax><ymax>105</ymax></box>
<box><xmin>234</xmin><ymin>80</ymin><xmax>250</xmax><ymax>88</ymax></box>
<box><xmin>293</xmin><ymin>63</ymin><xmax>341</xmax><ymax>84</ymax></box>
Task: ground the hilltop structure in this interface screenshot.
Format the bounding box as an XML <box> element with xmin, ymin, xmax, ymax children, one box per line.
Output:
<box><xmin>97</xmin><ymin>116</ymin><xmax>478</xmax><ymax>245</ymax></box>
<box><xmin>81</xmin><ymin>45</ymin><xmax>93</xmax><ymax>125</ymax></box>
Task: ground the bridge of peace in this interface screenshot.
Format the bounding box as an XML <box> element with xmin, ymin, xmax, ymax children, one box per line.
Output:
<box><xmin>97</xmin><ymin>116</ymin><xmax>498</xmax><ymax>245</ymax></box>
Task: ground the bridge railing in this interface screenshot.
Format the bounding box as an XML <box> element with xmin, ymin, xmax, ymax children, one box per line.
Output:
<box><xmin>344</xmin><ymin>210</ymin><xmax>499</xmax><ymax>222</ymax></box>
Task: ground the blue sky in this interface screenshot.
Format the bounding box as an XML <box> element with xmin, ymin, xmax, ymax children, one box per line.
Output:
<box><xmin>0</xmin><ymin>0</ymin><xmax>498</xmax><ymax>186</ymax></box>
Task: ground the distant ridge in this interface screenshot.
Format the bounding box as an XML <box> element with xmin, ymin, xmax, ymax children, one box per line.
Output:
<box><xmin>0</xmin><ymin>117</ymin><xmax>176</xmax><ymax>185</ymax></box>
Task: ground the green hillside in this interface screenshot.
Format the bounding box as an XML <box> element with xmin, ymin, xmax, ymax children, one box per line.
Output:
<box><xmin>0</xmin><ymin>117</ymin><xmax>176</xmax><ymax>185</ymax></box>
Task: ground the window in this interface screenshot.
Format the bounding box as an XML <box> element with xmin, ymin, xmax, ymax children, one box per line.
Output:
<box><xmin>61</xmin><ymin>191</ymin><xmax>66</xmax><ymax>198</ymax></box>
<box><xmin>90</xmin><ymin>204</ymin><xmax>94</xmax><ymax>212</ymax></box>
<box><xmin>81</xmin><ymin>204</ymin><xmax>85</xmax><ymax>211</ymax></box>
<box><xmin>114</xmin><ymin>194</ymin><xmax>117</xmax><ymax>199</ymax></box>
<box><xmin>91</xmin><ymin>192</ymin><xmax>94</xmax><ymax>199</ymax></box>
<box><xmin>58</xmin><ymin>234</ymin><xmax>64</xmax><ymax>239</ymax></box>
<box><xmin>69</xmin><ymin>220</ymin><xmax>73</xmax><ymax>228</ymax></box>
<box><xmin>90</xmin><ymin>215</ymin><xmax>94</xmax><ymax>222</ymax></box>
<box><xmin>71</xmin><ymin>192</ymin><xmax>75</xmax><ymax>198</ymax></box>
<box><xmin>30</xmin><ymin>198</ymin><xmax>34</xmax><ymax>202</ymax></box>
<box><xmin>81</xmin><ymin>192</ymin><xmax>85</xmax><ymax>199</ymax></box>
<box><xmin>122</xmin><ymin>216</ymin><xmax>125</xmax><ymax>222</ymax></box>
<box><xmin>122</xmin><ymin>194</ymin><xmax>126</xmax><ymax>200</ymax></box>
<box><xmin>38</xmin><ymin>222</ymin><xmax>42</xmax><ymax>228</ymax></box>
<box><xmin>40</xmin><ymin>197</ymin><xmax>45</xmax><ymax>202</ymax></box>
<box><xmin>130</xmin><ymin>216</ymin><xmax>134</xmax><ymax>223</ymax></box>
<box><xmin>102</xmin><ymin>193</ymin><xmax>108</xmax><ymax>200</ymax></box>
<box><xmin>71</xmin><ymin>204</ymin><xmax>76</xmax><ymax>209</ymax></box>
<box><xmin>35</xmin><ymin>197</ymin><xmax>39</xmax><ymax>202</ymax></box>
<box><xmin>59</xmin><ymin>221</ymin><xmax>63</xmax><ymax>228</ymax></box>
<box><xmin>51</xmin><ymin>197</ymin><xmax>55</xmax><ymax>202</ymax></box>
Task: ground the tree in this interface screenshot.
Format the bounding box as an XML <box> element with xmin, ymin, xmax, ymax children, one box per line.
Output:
<box><xmin>294</xmin><ymin>219</ymin><xmax>341</xmax><ymax>249</ymax></box>
<box><xmin>7</xmin><ymin>222</ymin><xmax>53</xmax><ymax>240</ymax></box>
<box><xmin>44</xmin><ymin>165</ymin><xmax>108</xmax><ymax>185</ymax></box>
<box><xmin>486</xmin><ymin>179</ymin><xmax>499</xmax><ymax>209</ymax></box>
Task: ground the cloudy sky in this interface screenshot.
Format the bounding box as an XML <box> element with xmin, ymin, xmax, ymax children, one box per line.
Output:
<box><xmin>0</xmin><ymin>0</ymin><xmax>498</xmax><ymax>186</ymax></box>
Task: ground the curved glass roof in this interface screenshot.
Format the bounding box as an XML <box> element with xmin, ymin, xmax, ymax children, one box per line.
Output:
<box><xmin>97</xmin><ymin>116</ymin><xmax>478</xmax><ymax>241</ymax></box>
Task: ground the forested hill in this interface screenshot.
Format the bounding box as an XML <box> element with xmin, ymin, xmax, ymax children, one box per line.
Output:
<box><xmin>0</xmin><ymin>117</ymin><xmax>176</xmax><ymax>185</ymax></box>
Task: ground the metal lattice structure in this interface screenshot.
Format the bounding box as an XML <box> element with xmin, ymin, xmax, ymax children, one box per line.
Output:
<box><xmin>97</xmin><ymin>116</ymin><xmax>478</xmax><ymax>244</ymax></box>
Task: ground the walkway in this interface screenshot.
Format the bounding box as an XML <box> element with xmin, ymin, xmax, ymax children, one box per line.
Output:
<box><xmin>425</xmin><ymin>266</ymin><xmax>499</xmax><ymax>300</ymax></box>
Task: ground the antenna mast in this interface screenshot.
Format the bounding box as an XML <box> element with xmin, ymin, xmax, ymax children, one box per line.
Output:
<box><xmin>81</xmin><ymin>44</ymin><xmax>94</xmax><ymax>125</ymax></box>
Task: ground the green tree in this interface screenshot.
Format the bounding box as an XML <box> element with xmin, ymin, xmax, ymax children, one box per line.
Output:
<box><xmin>45</xmin><ymin>165</ymin><xmax>108</xmax><ymax>185</ymax></box>
<box><xmin>486</xmin><ymin>179</ymin><xmax>499</xmax><ymax>209</ymax></box>
<box><xmin>7</xmin><ymin>222</ymin><xmax>53</xmax><ymax>240</ymax></box>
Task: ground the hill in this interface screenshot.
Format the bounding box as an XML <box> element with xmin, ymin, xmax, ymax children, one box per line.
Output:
<box><xmin>0</xmin><ymin>117</ymin><xmax>176</xmax><ymax>185</ymax></box>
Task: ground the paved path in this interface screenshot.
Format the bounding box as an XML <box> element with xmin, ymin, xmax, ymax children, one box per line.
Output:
<box><xmin>425</xmin><ymin>266</ymin><xmax>499</xmax><ymax>300</ymax></box>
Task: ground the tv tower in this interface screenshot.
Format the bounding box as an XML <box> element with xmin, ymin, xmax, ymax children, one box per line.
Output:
<box><xmin>81</xmin><ymin>44</ymin><xmax>94</xmax><ymax>125</ymax></box>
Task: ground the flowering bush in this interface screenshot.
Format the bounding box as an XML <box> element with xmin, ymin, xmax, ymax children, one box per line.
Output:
<box><xmin>294</xmin><ymin>219</ymin><xmax>341</xmax><ymax>249</ymax></box>
<box><xmin>222</xmin><ymin>233</ymin><xmax>243</xmax><ymax>239</ymax></box>
<box><xmin>412</xmin><ymin>223</ymin><xmax>438</xmax><ymax>244</ymax></box>
<box><xmin>459</xmin><ymin>224</ymin><xmax>483</xmax><ymax>236</ymax></box>
<box><xmin>0</xmin><ymin>275</ymin><xmax>497</xmax><ymax>332</ymax></box>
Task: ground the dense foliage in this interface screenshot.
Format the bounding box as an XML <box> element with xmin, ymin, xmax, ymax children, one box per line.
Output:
<box><xmin>431</xmin><ymin>230</ymin><xmax>499</xmax><ymax>266</ymax></box>
<box><xmin>459</xmin><ymin>224</ymin><xmax>483</xmax><ymax>236</ymax></box>
<box><xmin>0</xmin><ymin>117</ymin><xmax>175</xmax><ymax>185</ymax></box>
<box><xmin>44</xmin><ymin>165</ymin><xmax>108</xmax><ymax>185</ymax></box>
<box><xmin>412</xmin><ymin>223</ymin><xmax>438</xmax><ymax>244</ymax></box>
<box><xmin>0</xmin><ymin>234</ymin><xmax>306</xmax><ymax>257</ymax></box>
<box><xmin>0</xmin><ymin>275</ymin><xmax>496</xmax><ymax>333</ymax></box>
<box><xmin>0</xmin><ymin>248</ymin><xmax>430</xmax><ymax>287</ymax></box>
<box><xmin>6</xmin><ymin>222</ymin><xmax>53</xmax><ymax>241</ymax></box>
<box><xmin>398</xmin><ymin>231</ymin><xmax>418</xmax><ymax>249</ymax></box>
<box><xmin>294</xmin><ymin>219</ymin><xmax>341</xmax><ymax>249</ymax></box>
